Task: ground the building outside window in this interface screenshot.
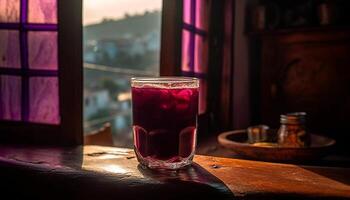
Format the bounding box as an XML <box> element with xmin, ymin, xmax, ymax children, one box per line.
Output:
<box><xmin>83</xmin><ymin>0</ymin><xmax>162</xmax><ymax>147</ymax></box>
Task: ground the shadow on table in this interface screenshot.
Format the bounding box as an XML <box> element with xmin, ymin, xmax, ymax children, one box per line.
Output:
<box><xmin>137</xmin><ymin>162</ymin><xmax>233</xmax><ymax>200</ymax></box>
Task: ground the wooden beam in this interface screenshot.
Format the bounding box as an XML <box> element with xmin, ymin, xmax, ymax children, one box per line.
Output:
<box><xmin>160</xmin><ymin>0</ymin><xmax>183</xmax><ymax>76</ymax></box>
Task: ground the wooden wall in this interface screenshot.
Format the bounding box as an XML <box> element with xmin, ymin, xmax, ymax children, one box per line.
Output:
<box><xmin>256</xmin><ymin>28</ymin><xmax>350</xmax><ymax>152</ymax></box>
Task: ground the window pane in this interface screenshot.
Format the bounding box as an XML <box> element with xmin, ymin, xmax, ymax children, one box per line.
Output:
<box><xmin>181</xmin><ymin>30</ymin><xmax>192</xmax><ymax>72</ymax></box>
<box><xmin>182</xmin><ymin>0</ymin><xmax>208</xmax><ymax>115</ymax></box>
<box><xmin>183</xmin><ymin>0</ymin><xmax>192</xmax><ymax>25</ymax></box>
<box><xmin>29</xmin><ymin>77</ymin><xmax>60</xmax><ymax>124</ymax></box>
<box><xmin>199</xmin><ymin>79</ymin><xmax>206</xmax><ymax>114</ymax></box>
<box><xmin>28</xmin><ymin>31</ymin><xmax>58</xmax><ymax>70</ymax></box>
<box><xmin>0</xmin><ymin>0</ymin><xmax>20</xmax><ymax>23</ymax></box>
<box><xmin>194</xmin><ymin>35</ymin><xmax>208</xmax><ymax>73</ymax></box>
<box><xmin>0</xmin><ymin>30</ymin><xmax>21</xmax><ymax>69</ymax></box>
<box><xmin>28</xmin><ymin>0</ymin><xmax>57</xmax><ymax>24</ymax></box>
<box><xmin>0</xmin><ymin>75</ymin><xmax>21</xmax><ymax>121</ymax></box>
<box><xmin>84</xmin><ymin>0</ymin><xmax>162</xmax><ymax>147</ymax></box>
<box><xmin>195</xmin><ymin>0</ymin><xmax>208</xmax><ymax>30</ymax></box>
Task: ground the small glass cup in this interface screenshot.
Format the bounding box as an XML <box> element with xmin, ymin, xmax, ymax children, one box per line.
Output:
<box><xmin>131</xmin><ymin>77</ymin><xmax>199</xmax><ymax>169</ymax></box>
<box><xmin>247</xmin><ymin>125</ymin><xmax>269</xmax><ymax>144</ymax></box>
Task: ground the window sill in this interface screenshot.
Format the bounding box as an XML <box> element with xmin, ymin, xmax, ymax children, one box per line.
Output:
<box><xmin>0</xmin><ymin>145</ymin><xmax>349</xmax><ymax>199</ymax></box>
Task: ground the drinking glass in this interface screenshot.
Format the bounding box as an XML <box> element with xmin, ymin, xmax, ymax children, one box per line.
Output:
<box><xmin>131</xmin><ymin>77</ymin><xmax>199</xmax><ymax>169</ymax></box>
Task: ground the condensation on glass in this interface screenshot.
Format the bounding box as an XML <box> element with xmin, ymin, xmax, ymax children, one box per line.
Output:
<box><xmin>0</xmin><ymin>0</ymin><xmax>60</xmax><ymax>124</ymax></box>
<box><xmin>182</xmin><ymin>0</ymin><xmax>209</xmax><ymax>114</ymax></box>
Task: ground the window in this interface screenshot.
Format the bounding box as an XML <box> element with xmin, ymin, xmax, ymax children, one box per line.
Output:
<box><xmin>0</xmin><ymin>0</ymin><xmax>232</xmax><ymax>145</ymax></box>
<box><xmin>0</xmin><ymin>0</ymin><xmax>59</xmax><ymax>124</ymax></box>
<box><xmin>181</xmin><ymin>0</ymin><xmax>209</xmax><ymax>114</ymax></box>
<box><xmin>180</xmin><ymin>0</ymin><xmax>235</xmax><ymax>131</ymax></box>
<box><xmin>83</xmin><ymin>0</ymin><xmax>162</xmax><ymax>147</ymax></box>
<box><xmin>0</xmin><ymin>0</ymin><xmax>83</xmax><ymax>144</ymax></box>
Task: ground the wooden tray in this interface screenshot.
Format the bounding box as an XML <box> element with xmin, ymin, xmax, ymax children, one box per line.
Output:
<box><xmin>218</xmin><ymin>130</ymin><xmax>336</xmax><ymax>162</ymax></box>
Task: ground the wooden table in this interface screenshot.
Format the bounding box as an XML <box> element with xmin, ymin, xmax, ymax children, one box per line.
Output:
<box><xmin>0</xmin><ymin>145</ymin><xmax>349</xmax><ymax>199</ymax></box>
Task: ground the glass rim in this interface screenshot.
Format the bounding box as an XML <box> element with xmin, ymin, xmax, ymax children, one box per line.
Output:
<box><xmin>131</xmin><ymin>76</ymin><xmax>198</xmax><ymax>83</ymax></box>
<box><xmin>131</xmin><ymin>76</ymin><xmax>199</xmax><ymax>88</ymax></box>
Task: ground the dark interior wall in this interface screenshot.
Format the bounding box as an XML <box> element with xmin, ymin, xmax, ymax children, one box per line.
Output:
<box><xmin>257</xmin><ymin>29</ymin><xmax>350</xmax><ymax>141</ymax></box>
<box><xmin>232</xmin><ymin>0</ymin><xmax>258</xmax><ymax>129</ymax></box>
<box><xmin>246</xmin><ymin>0</ymin><xmax>350</xmax><ymax>153</ymax></box>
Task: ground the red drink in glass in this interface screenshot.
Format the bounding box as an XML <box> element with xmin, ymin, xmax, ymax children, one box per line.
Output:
<box><xmin>131</xmin><ymin>77</ymin><xmax>199</xmax><ymax>169</ymax></box>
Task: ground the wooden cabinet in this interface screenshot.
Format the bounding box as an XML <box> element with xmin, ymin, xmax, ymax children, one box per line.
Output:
<box><xmin>257</xmin><ymin>28</ymin><xmax>350</xmax><ymax>149</ymax></box>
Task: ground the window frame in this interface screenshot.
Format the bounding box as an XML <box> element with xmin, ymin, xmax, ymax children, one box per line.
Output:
<box><xmin>160</xmin><ymin>0</ymin><xmax>183</xmax><ymax>76</ymax></box>
<box><xmin>0</xmin><ymin>0</ymin><xmax>83</xmax><ymax>145</ymax></box>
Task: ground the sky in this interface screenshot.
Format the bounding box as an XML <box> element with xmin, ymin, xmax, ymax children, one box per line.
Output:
<box><xmin>83</xmin><ymin>0</ymin><xmax>162</xmax><ymax>25</ymax></box>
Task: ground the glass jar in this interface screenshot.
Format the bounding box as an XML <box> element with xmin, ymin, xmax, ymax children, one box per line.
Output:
<box><xmin>277</xmin><ymin>112</ymin><xmax>310</xmax><ymax>147</ymax></box>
